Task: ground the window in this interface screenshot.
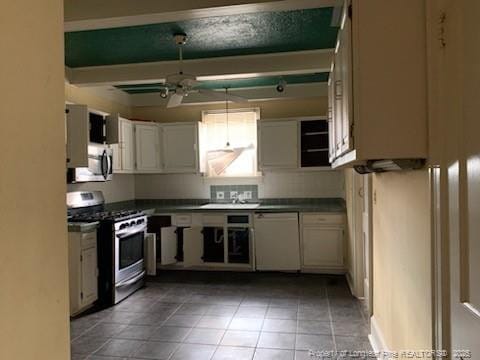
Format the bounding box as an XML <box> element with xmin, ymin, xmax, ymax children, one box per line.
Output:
<box><xmin>201</xmin><ymin>109</ymin><xmax>259</xmax><ymax>177</ymax></box>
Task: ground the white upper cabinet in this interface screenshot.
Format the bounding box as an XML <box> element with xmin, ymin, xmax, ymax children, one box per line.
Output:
<box><xmin>161</xmin><ymin>122</ymin><xmax>198</xmax><ymax>173</ymax></box>
<box><xmin>109</xmin><ymin>114</ymin><xmax>135</xmax><ymax>173</ymax></box>
<box><xmin>258</xmin><ymin>119</ymin><xmax>298</xmax><ymax>169</ymax></box>
<box><xmin>135</xmin><ymin>122</ymin><xmax>161</xmax><ymax>173</ymax></box>
<box><xmin>329</xmin><ymin>0</ymin><xmax>428</xmax><ymax>169</ymax></box>
<box><xmin>66</xmin><ymin>104</ymin><xmax>89</xmax><ymax>168</ymax></box>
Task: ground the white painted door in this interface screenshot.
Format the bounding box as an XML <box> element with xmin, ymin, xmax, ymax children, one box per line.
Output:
<box><xmin>302</xmin><ymin>226</ymin><xmax>344</xmax><ymax>267</ymax></box>
<box><xmin>254</xmin><ymin>213</ymin><xmax>300</xmax><ymax>271</ymax></box>
<box><xmin>183</xmin><ymin>227</ymin><xmax>203</xmax><ymax>267</ymax></box>
<box><xmin>145</xmin><ymin>233</ymin><xmax>157</xmax><ymax>276</ymax></box>
<box><xmin>433</xmin><ymin>0</ymin><xmax>480</xmax><ymax>356</ymax></box>
<box><xmin>121</xmin><ymin>119</ymin><xmax>135</xmax><ymax>172</ymax></box>
<box><xmin>162</xmin><ymin>123</ymin><xmax>198</xmax><ymax>173</ymax></box>
<box><xmin>160</xmin><ymin>226</ymin><xmax>178</xmax><ymax>265</ymax></box>
<box><xmin>112</xmin><ymin>143</ymin><xmax>122</xmax><ymax>172</ymax></box>
<box><xmin>80</xmin><ymin>247</ymin><xmax>97</xmax><ymax>307</ymax></box>
<box><xmin>135</xmin><ymin>123</ymin><xmax>160</xmax><ymax>172</ymax></box>
<box><xmin>259</xmin><ymin>120</ymin><xmax>298</xmax><ymax>169</ymax></box>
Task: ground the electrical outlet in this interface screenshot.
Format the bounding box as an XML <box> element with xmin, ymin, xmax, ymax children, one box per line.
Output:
<box><xmin>230</xmin><ymin>191</ymin><xmax>238</xmax><ymax>199</ymax></box>
<box><xmin>216</xmin><ymin>191</ymin><xmax>225</xmax><ymax>200</ymax></box>
<box><xmin>244</xmin><ymin>191</ymin><xmax>252</xmax><ymax>200</ymax></box>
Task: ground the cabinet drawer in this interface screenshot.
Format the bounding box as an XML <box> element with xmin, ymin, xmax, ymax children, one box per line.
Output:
<box><xmin>301</xmin><ymin>213</ymin><xmax>344</xmax><ymax>225</ymax></box>
<box><xmin>81</xmin><ymin>231</ymin><xmax>96</xmax><ymax>249</ymax></box>
<box><xmin>202</xmin><ymin>214</ymin><xmax>225</xmax><ymax>226</ymax></box>
<box><xmin>173</xmin><ymin>214</ymin><xmax>192</xmax><ymax>226</ymax></box>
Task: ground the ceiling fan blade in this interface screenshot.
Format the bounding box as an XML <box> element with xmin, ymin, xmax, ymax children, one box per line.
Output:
<box><xmin>167</xmin><ymin>93</ymin><xmax>183</xmax><ymax>108</ymax></box>
<box><xmin>198</xmin><ymin>89</ymin><xmax>248</xmax><ymax>103</ymax></box>
<box><xmin>225</xmin><ymin>93</ymin><xmax>249</xmax><ymax>103</ymax></box>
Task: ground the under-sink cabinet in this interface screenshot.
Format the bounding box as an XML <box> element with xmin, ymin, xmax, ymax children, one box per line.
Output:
<box><xmin>68</xmin><ymin>229</ymin><xmax>98</xmax><ymax>316</ymax></box>
<box><xmin>148</xmin><ymin>213</ymin><xmax>253</xmax><ymax>270</ymax></box>
<box><xmin>300</xmin><ymin>213</ymin><xmax>345</xmax><ymax>272</ymax></box>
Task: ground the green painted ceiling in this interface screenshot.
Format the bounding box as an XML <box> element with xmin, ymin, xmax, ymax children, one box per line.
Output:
<box><xmin>65</xmin><ymin>8</ymin><xmax>338</xmax><ymax>68</ymax></box>
<box><xmin>115</xmin><ymin>73</ymin><xmax>329</xmax><ymax>94</ymax></box>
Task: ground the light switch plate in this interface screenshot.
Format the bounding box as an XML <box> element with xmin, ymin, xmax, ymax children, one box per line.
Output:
<box><xmin>244</xmin><ymin>191</ymin><xmax>253</xmax><ymax>200</ymax></box>
<box><xmin>216</xmin><ymin>191</ymin><xmax>225</xmax><ymax>200</ymax></box>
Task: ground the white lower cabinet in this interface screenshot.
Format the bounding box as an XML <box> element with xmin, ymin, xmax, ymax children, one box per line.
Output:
<box><xmin>69</xmin><ymin>229</ymin><xmax>98</xmax><ymax>316</ymax></box>
<box><xmin>300</xmin><ymin>213</ymin><xmax>345</xmax><ymax>272</ymax></box>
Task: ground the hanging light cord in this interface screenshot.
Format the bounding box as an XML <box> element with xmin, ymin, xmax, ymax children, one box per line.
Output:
<box><xmin>225</xmin><ymin>88</ymin><xmax>230</xmax><ymax>147</ymax></box>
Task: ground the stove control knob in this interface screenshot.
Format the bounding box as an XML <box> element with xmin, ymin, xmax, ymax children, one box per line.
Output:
<box><xmin>136</xmin><ymin>219</ymin><xmax>144</xmax><ymax>225</ymax></box>
<box><xmin>119</xmin><ymin>223</ymin><xmax>129</xmax><ymax>229</ymax></box>
<box><xmin>130</xmin><ymin>221</ymin><xmax>136</xmax><ymax>226</ymax></box>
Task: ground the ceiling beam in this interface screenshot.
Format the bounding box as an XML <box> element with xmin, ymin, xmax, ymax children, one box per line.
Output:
<box><xmin>67</xmin><ymin>49</ymin><xmax>333</xmax><ymax>87</ymax></box>
<box><xmin>65</xmin><ymin>0</ymin><xmax>342</xmax><ymax>32</ymax></box>
<box><xmin>129</xmin><ymin>82</ymin><xmax>328</xmax><ymax>107</ymax></box>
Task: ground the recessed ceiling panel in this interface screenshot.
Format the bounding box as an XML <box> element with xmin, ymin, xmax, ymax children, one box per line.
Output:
<box><xmin>115</xmin><ymin>73</ymin><xmax>330</xmax><ymax>94</ymax></box>
<box><xmin>65</xmin><ymin>8</ymin><xmax>338</xmax><ymax>68</ymax></box>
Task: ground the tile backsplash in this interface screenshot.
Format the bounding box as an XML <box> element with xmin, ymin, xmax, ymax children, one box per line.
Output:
<box><xmin>210</xmin><ymin>185</ymin><xmax>259</xmax><ymax>203</ymax></box>
<box><xmin>135</xmin><ymin>171</ymin><xmax>344</xmax><ymax>200</ymax></box>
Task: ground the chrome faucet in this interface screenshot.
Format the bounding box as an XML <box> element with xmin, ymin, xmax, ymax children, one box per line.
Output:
<box><xmin>231</xmin><ymin>193</ymin><xmax>246</xmax><ymax>204</ymax></box>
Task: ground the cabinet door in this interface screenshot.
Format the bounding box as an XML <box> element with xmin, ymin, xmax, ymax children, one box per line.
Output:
<box><xmin>333</xmin><ymin>54</ymin><xmax>344</xmax><ymax>158</ymax></box>
<box><xmin>162</xmin><ymin>123</ymin><xmax>198</xmax><ymax>173</ymax></box>
<box><xmin>183</xmin><ymin>227</ymin><xmax>203</xmax><ymax>267</ymax></box>
<box><xmin>328</xmin><ymin>77</ymin><xmax>336</xmax><ymax>163</ymax></box>
<box><xmin>112</xmin><ymin>143</ymin><xmax>122</xmax><ymax>172</ymax></box>
<box><xmin>121</xmin><ymin>119</ymin><xmax>135</xmax><ymax>172</ymax></box>
<box><xmin>340</xmin><ymin>8</ymin><xmax>353</xmax><ymax>154</ymax></box>
<box><xmin>135</xmin><ymin>123</ymin><xmax>161</xmax><ymax>172</ymax></box>
<box><xmin>80</xmin><ymin>247</ymin><xmax>98</xmax><ymax>307</ymax></box>
<box><xmin>259</xmin><ymin>120</ymin><xmax>298</xmax><ymax>169</ymax></box>
<box><xmin>66</xmin><ymin>104</ymin><xmax>89</xmax><ymax>168</ymax></box>
<box><xmin>160</xmin><ymin>226</ymin><xmax>178</xmax><ymax>265</ymax></box>
<box><xmin>302</xmin><ymin>226</ymin><xmax>344</xmax><ymax>267</ymax></box>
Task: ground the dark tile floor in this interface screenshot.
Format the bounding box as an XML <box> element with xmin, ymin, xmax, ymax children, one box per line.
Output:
<box><xmin>71</xmin><ymin>272</ymin><xmax>372</xmax><ymax>360</ymax></box>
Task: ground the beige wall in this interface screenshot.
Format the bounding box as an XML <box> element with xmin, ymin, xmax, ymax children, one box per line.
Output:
<box><xmin>131</xmin><ymin>97</ymin><xmax>328</xmax><ymax>123</ymax></box>
<box><xmin>67</xmin><ymin>174</ymin><xmax>136</xmax><ymax>203</ymax></box>
<box><xmin>372</xmin><ymin>170</ymin><xmax>432</xmax><ymax>350</ymax></box>
<box><xmin>65</xmin><ymin>82</ymin><xmax>131</xmax><ymax>118</ymax></box>
<box><xmin>0</xmin><ymin>1</ymin><xmax>70</xmax><ymax>359</ymax></box>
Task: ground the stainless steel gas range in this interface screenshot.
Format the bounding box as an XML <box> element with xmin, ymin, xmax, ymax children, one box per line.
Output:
<box><xmin>67</xmin><ymin>191</ymin><xmax>146</xmax><ymax>306</ymax></box>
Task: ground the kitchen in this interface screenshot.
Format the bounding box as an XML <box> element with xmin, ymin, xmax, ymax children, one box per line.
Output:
<box><xmin>4</xmin><ymin>1</ymin><xmax>478</xmax><ymax>360</ymax></box>
<box><xmin>64</xmin><ymin>2</ymin><xmax>370</xmax><ymax>358</ymax></box>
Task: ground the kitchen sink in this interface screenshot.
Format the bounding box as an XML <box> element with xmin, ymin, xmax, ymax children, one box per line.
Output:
<box><xmin>200</xmin><ymin>203</ymin><xmax>260</xmax><ymax>210</ymax></box>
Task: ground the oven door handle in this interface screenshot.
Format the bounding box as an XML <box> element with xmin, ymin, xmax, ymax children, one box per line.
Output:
<box><xmin>116</xmin><ymin>270</ymin><xmax>145</xmax><ymax>288</ymax></box>
<box><xmin>116</xmin><ymin>227</ymin><xmax>147</xmax><ymax>239</ymax></box>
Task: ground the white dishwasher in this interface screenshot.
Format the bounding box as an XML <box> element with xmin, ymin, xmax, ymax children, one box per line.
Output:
<box><xmin>254</xmin><ymin>213</ymin><xmax>300</xmax><ymax>271</ymax></box>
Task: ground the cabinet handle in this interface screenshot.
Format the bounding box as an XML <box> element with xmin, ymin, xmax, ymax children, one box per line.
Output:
<box><xmin>335</xmin><ymin>80</ymin><xmax>342</xmax><ymax>99</ymax></box>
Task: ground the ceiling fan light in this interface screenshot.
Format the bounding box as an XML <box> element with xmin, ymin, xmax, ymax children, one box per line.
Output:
<box><xmin>159</xmin><ymin>87</ymin><xmax>169</xmax><ymax>98</ymax></box>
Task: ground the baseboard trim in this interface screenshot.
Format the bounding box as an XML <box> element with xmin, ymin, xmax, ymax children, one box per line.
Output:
<box><xmin>369</xmin><ymin>316</ymin><xmax>390</xmax><ymax>359</ymax></box>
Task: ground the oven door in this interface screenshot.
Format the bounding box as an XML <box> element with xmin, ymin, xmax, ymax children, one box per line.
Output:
<box><xmin>115</xmin><ymin>225</ymin><xmax>146</xmax><ymax>285</ymax></box>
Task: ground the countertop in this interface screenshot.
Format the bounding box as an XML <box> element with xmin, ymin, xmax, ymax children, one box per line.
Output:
<box><xmin>105</xmin><ymin>198</ymin><xmax>346</xmax><ymax>215</ymax></box>
<box><xmin>67</xmin><ymin>221</ymin><xmax>99</xmax><ymax>233</ymax></box>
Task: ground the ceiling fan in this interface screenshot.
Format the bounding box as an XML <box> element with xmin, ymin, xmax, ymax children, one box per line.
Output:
<box><xmin>160</xmin><ymin>33</ymin><xmax>248</xmax><ymax>108</ymax></box>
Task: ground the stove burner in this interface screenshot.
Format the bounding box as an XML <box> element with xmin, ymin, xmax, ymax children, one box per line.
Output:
<box><xmin>69</xmin><ymin>209</ymin><xmax>144</xmax><ymax>223</ymax></box>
